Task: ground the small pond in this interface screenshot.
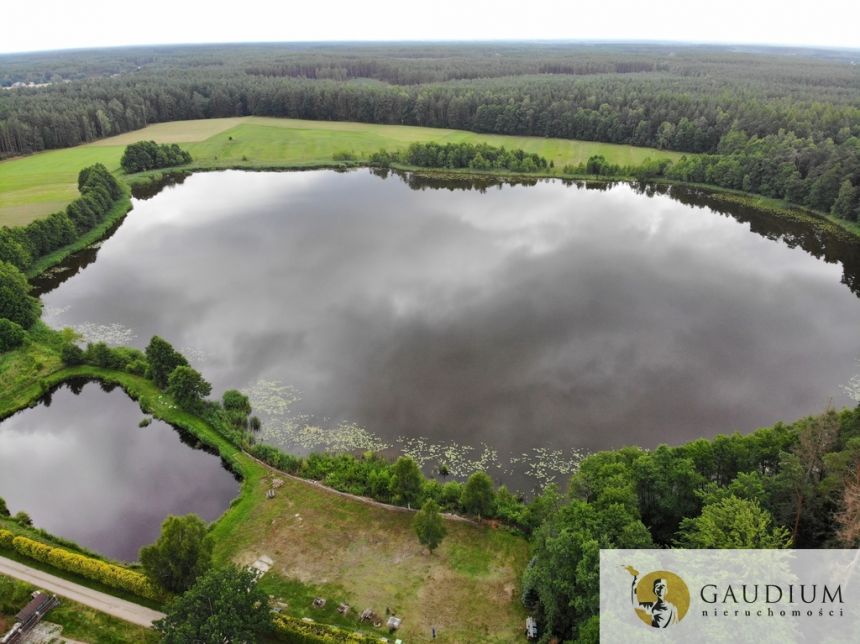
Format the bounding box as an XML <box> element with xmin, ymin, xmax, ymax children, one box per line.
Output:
<box><xmin>0</xmin><ymin>379</ymin><xmax>240</xmax><ymax>561</ymax></box>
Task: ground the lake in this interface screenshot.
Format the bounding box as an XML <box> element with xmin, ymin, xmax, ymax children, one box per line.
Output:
<box><xmin>34</xmin><ymin>169</ymin><xmax>860</xmax><ymax>489</ymax></box>
<box><xmin>0</xmin><ymin>379</ymin><xmax>240</xmax><ymax>561</ymax></box>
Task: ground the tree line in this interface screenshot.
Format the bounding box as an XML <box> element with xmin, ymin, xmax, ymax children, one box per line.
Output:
<box><xmin>120</xmin><ymin>140</ymin><xmax>192</xmax><ymax>173</ymax></box>
<box><xmin>371</xmin><ymin>141</ymin><xmax>551</xmax><ymax>173</ymax></box>
<box><xmin>522</xmin><ymin>406</ymin><xmax>860</xmax><ymax>641</ymax></box>
<box><xmin>1</xmin><ymin>44</ymin><xmax>859</xmax><ymax>218</ymax></box>
<box><xmin>0</xmin><ymin>163</ymin><xmax>123</xmax><ymax>273</ymax></box>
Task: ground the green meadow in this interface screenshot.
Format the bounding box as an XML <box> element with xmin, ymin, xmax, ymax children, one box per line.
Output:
<box><xmin>0</xmin><ymin>117</ymin><xmax>684</xmax><ymax>226</ymax></box>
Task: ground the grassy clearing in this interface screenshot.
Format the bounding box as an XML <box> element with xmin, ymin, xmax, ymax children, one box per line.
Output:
<box><xmin>0</xmin><ymin>574</ymin><xmax>158</xmax><ymax>643</ymax></box>
<box><xmin>0</xmin><ymin>116</ymin><xmax>683</xmax><ymax>224</ymax></box>
<box><xmin>217</xmin><ymin>470</ymin><xmax>528</xmax><ymax>643</ymax></box>
<box><xmin>0</xmin><ymin>324</ymin><xmax>65</xmax><ymax>414</ymax></box>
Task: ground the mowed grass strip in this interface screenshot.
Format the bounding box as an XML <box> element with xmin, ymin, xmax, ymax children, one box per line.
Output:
<box><xmin>217</xmin><ymin>471</ymin><xmax>528</xmax><ymax>643</ymax></box>
<box><xmin>0</xmin><ymin>116</ymin><xmax>685</xmax><ymax>225</ymax></box>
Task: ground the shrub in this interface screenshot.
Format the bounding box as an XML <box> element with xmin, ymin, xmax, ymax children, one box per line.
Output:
<box><xmin>0</xmin><ymin>318</ymin><xmax>25</xmax><ymax>352</ymax></box>
<box><xmin>0</xmin><ymin>260</ymin><xmax>40</xmax><ymax>328</ymax></box>
<box><xmin>60</xmin><ymin>342</ymin><xmax>85</xmax><ymax>365</ymax></box>
<box><xmin>0</xmin><ymin>529</ymin><xmax>14</xmax><ymax>548</ymax></box>
<box><xmin>222</xmin><ymin>389</ymin><xmax>252</xmax><ymax>415</ymax></box>
<box><xmin>9</xmin><ymin>534</ymin><xmax>163</xmax><ymax>600</ymax></box>
<box><xmin>271</xmin><ymin>614</ymin><xmax>380</xmax><ymax>643</ymax></box>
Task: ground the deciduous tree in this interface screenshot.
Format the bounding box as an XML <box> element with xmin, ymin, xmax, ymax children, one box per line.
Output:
<box><xmin>140</xmin><ymin>514</ymin><xmax>213</xmax><ymax>593</ymax></box>
<box><xmin>154</xmin><ymin>565</ymin><xmax>270</xmax><ymax>643</ymax></box>
<box><xmin>413</xmin><ymin>499</ymin><xmax>446</xmax><ymax>552</ymax></box>
<box><xmin>167</xmin><ymin>366</ymin><xmax>212</xmax><ymax>411</ymax></box>
<box><xmin>0</xmin><ymin>260</ymin><xmax>40</xmax><ymax>328</ymax></box>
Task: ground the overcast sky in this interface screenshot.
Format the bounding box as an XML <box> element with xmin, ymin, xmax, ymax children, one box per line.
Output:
<box><xmin>2</xmin><ymin>0</ymin><xmax>858</xmax><ymax>55</ymax></box>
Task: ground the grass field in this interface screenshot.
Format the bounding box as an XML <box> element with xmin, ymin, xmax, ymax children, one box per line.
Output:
<box><xmin>0</xmin><ymin>116</ymin><xmax>685</xmax><ymax>225</ymax></box>
<box><xmin>216</xmin><ymin>471</ymin><xmax>528</xmax><ymax>643</ymax></box>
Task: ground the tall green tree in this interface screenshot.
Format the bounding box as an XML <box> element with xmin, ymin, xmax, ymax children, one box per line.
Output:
<box><xmin>831</xmin><ymin>179</ymin><xmax>858</xmax><ymax>220</ymax></box>
<box><xmin>461</xmin><ymin>471</ymin><xmax>495</xmax><ymax>518</ymax></box>
<box><xmin>145</xmin><ymin>336</ymin><xmax>188</xmax><ymax>388</ymax></box>
<box><xmin>522</xmin><ymin>498</ymin><xmax>653</xmax><ymax>643</ymax></box>
<box><xmin>154</xmin><ymin>565</ymin><xmax>270</xmax><ymax>643</ymax></box>
<box><xmin>674</xmin><ymin>495</ymin><xmax>791</xmax><ymax>548</ymax></box>
<box><xmin>389</xmin><ymin>456</ymin><xmax>423</xmax><ymax>507</ymax></box>
<box><xmin>167</xmin><ymin>366</ymin><xmax>212</xmax><ymax>411</ymax></box>
<box><xmin>139</xmin><ymin>514</ymin><xmax>213</xmax><ymax>593</ymax></box>
<box><xmin>413</xmin><ymin>499</ymin><xmax>447</xmax><ymax>552</ymax></box>
<box><xmin>0</xmin><ymin>260</ymin><xmax>40</xmax><ymax>328</ymax></box>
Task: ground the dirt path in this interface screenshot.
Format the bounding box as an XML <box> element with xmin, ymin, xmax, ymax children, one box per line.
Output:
<box><xmin>0</xmin><ymin>556</ymin><xmax>164</xmax><ymax>628</ymax></box>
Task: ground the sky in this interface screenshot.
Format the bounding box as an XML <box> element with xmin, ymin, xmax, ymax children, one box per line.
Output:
<box><xmin>2</xmin><ymin>0</ymin><xmax>859</xmax><ymax>55</ymax></box>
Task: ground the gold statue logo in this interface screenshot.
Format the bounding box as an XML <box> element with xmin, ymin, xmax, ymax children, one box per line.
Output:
<box><xmin>624</xmin><ymin>565</ymin><xmax>690</xmax><ymax>628</ymax></box>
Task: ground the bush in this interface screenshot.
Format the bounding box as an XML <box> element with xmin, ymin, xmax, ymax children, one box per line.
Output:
<box><xmin>249</xmin><ymin>444</ymin><xmax>302</xmax><ymax>473</ymax></box>
<box><xmin>0</xmin><ymin>260</ymin><xmax>40</xmax><ymax>328</ymax></box>
<box><xmin>8</xmin><ymin>534</ymin><xmax>163</xmax><ymax>600</ymax></box>
<box><xmin>84</xmin><ymin>342</ymin><xmax>120</xmax><ymax>369</ymax></box>
<box><xmin>271</xmin><ymin>614</ymin><xmax>380</xmax><ymax>643</ymax></box>
<box><xmin>222</xmin><ymin>389</ymin><xmax>251</xmax><ymax>414</ymax></box>
<box><xmin>60</xmin><ymin>342</ymin><xmax>85</xmax><ymax>365</ymax></box>
<box><xmin>0</xmin><ymin>318</ymin><xmax>25</xmax><ymax>352</ymax></box>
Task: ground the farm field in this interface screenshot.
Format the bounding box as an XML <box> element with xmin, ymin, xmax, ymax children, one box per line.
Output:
<box><xmin>0</xmin><ymin>116</ymin><xmax>685</xmax><ymax>225</ymax></box>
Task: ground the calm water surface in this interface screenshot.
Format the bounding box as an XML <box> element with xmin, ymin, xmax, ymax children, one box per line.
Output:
<box><xmin>0</xmin><ymin>380</ymin><xmax>240</xmax><ymax>561</ymax></box>
<box><xmin>35</xmin><ymin>170</ymin><xmax>860</xmax><ymax>488</ymax></box>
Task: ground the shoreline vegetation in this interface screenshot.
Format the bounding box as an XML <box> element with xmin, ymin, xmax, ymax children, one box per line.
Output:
<box><xmin>1</xmin><ymin>130</ymin><xmax>859</xmax><ymax>641</ymax></box>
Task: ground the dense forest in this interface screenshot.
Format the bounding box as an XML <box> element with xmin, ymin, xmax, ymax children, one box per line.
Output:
<box><xmin>523</xmin><ymin>404</ymin><xmax>860</xmax><ymax>641</ymax></box>
<box><xmin>1</xmin><ymin>43</ymin><xmax>859</xmax><ymax>217</ymax></box>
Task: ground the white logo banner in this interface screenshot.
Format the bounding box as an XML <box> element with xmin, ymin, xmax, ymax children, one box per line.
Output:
<box><xmin>600</xmin><ymin>549</ymin><xmax>859</xmax><ymax>643</ymax></box>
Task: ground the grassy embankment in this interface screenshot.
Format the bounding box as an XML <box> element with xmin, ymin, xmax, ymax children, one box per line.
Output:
<box><xmin>0</xmin><ymin>574</ymin><xmax>158</xmax><ymax>644</ymax></box>
<box><xmin>0</xmin><ymin>116</ymin><xmax>684</xmax><ymax>225</ymax></box>
<box><xmin>0</xmin><ymin>335</ymin><xmax>529</xmax><ymax>642</ymax></box>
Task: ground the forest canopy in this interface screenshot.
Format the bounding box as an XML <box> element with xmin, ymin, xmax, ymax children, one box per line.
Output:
<box><xmin>1</xmin><ymin>43</ymin><xmax>859</xmax><ymax>217</ymax></box>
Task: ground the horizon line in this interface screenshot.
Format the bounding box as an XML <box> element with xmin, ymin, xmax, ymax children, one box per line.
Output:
<box><xmin>2</xmin><ymin>38</ymin><xmax>859</xmax><ymax>57</ymax></box>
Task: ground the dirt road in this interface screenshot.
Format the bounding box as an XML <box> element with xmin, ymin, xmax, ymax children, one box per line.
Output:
<box><xmin>0</xmin><ymin>556</ymin><xmax>164</xmax><ymax>628</ymax></box>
